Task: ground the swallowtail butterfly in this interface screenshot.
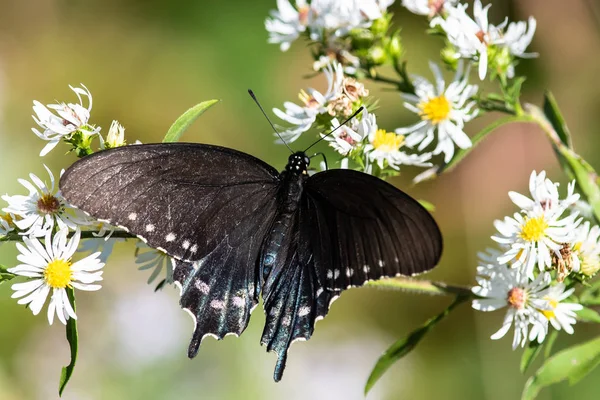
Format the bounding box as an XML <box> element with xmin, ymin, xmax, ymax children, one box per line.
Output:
<box><xmin>60</xmin><ymin>126</ymin><xmax>442</xmax><ymax>382</ymax></box>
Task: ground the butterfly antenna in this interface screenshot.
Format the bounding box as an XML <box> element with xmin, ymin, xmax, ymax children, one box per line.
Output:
<box><xmin>248</xmin><ymin>89</ymin><xmax>294</xmax><ymax>153</ymax></box>
<box><xmin>304</xmin><ymin>107</ymin><xmax>364</xmax><ymax>153</ymax></box>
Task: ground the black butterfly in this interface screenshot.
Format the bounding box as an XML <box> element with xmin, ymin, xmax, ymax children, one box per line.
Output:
<box><xmin>59</xmin><ymin>142</ymin><xmax>442</xmax><ymax>381</ymax></box>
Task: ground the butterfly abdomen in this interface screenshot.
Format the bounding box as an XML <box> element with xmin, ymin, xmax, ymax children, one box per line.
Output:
<box><xmin>260</xmin><ymin>171</ymin><xmax>307</xmax><ymax>290</ymax></box>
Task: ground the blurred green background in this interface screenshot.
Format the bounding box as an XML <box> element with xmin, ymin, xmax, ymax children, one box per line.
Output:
<box><xmin>1</xmin><ymin>0</ymin><xmax>600</xmax><ymax>399</ymax></box>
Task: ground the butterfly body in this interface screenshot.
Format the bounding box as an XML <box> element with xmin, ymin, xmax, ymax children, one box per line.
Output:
<box><xmin>59</xmin><ymin>143</ymin><xmax>442</xmax><ymax>381</ymax></box>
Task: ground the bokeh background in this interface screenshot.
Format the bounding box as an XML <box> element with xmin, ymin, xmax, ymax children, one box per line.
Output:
<box><xmin>1</xmin><ymin>0</ymin><xmax>599</xmax><ymax>399</ymax></box>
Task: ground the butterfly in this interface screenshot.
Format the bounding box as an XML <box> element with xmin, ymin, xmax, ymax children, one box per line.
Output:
<box><xmin>59</xmin><ymin>128</ymin><xmax>442</xmax><ymax>382</ymax></box>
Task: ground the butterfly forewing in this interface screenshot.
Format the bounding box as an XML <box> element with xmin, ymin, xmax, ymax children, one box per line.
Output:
<box><xmin>60</xmin><ymin>143</ymin><xmax>280</xmax><ymax>262</ymax></box>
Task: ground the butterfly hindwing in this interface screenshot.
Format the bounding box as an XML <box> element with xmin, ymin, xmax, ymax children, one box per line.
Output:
<box><xmin>305</xmin><ymin>169</ymin><xmax>443</xmax><ymax>291</ymax></box>
<box><xmin>172</xmin><ymin>192</ymin><xmax>277</xmax><ymax>353</ymax></box>
<box><xmin>260</xmin><ymin>199</ymin><xmax>341</xmax><ymax>381</ymax></box>
<box><xmin>59</xmin><ymin>143</ymin><xmax>280</xmax><ymax>262</ymax></box>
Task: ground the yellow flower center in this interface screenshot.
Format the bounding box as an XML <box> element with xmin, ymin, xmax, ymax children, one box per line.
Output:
<box><xmin>540</xmin><ymin>298</ymin><xmax>558</xmax><ymax>320</ymax></box>
<box><xmin>43</xmin><ymin>259</ymin><xmax>73</xmax><ymax>289</ymax></box>
<box><xmin>372</xmin><ymin>129</ymin><xmax>404</xmax><ymax>153</ymax></box>
<box><xmin>0</xmin><ymin>213</ymin><xmax>14</xmax><ymax>226</ymax></box>
<box><xmin>419</xmin><ymin>95</ymin><xmax>451</xmax><ymax>125</ymax></box>
<box><xmin>299</xmin><ymin>89</ymin><xmax>320</xmax><ymax>108</ymax></box>
<box><xmin>519</xmin><ymin>216</ymin><xmax>548</xmax><ymax>242</ymax></box>
<box><xmin>37</xmin><ymin>193</ymin><xmax>61</xmax><ymax>215</ymax></box>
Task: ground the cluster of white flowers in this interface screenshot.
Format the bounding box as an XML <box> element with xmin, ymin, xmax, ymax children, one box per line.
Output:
<box><xmin>266</xmin><ymin>0</ymin><xmax>394</xmax><ymax>52</ymax></box>
<box><xmin>1</xmin><ymin>84</ymin><xmax>165</xmax><ymax>325</ymax></box>
<box><xmin>274</xmin><ymin>60</ymin><xmax>438</xmax><ymax>174</ymax></box>
<box><xmin>473</xmin><ymin>171</ymin><xmax>599</xmax><ymax>349</ymax></box>
<box><xmin>428</xmin><ymin>0</ymin><xmax>537</xmax><ymax>80</ymax></box>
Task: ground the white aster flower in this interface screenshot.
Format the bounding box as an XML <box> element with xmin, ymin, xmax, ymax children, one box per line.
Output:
<box><xmin>2</xmin><ymin>166</ymin><xmax>90</xmax><ymax>237</ymax></box>
<box><xmin>569</xmin><ymin>221</ymin><xmax>600</xmax><ymax>277</ymax></box>
<box><xmin>493</xmin><ymin>172</ymin><xmax>581</xmax><ymax>278</ymax></box>
<box><xmin>493</xmin><ymin>211</ymin><xmax>580</xmax><ymax>279</ymax></box>
<box><xmin>402</xmin><ymin>0</ymin><xmax>458</xmax><ymax>17</ymax></box>
<box><xmin>431</xmin><ymin>0</ymin><xmax>536</xmax><ymax>80</ymax></box>
<box><xmin>265</xmin><ymin>0</ymin><xmax>309</xmax><ymax>51</ymax></box>
<box><xmin>472</xmin><ymin>267</ymin><xmax>550</xmax><ymax>349</ymax></box>
<box><xmin>324</xmin><ymin>109</ymin><xmax>375</xmax><ymax>155</ymax></box>
<box><xmin>273</xmin><ymin>61</ymin><xmax>344</xmax><ymax>143</ymax></box>
<box><xmin>309</xmin><ymin>0</ymin><xmax>389</xmax><ymax>40</ymax></box>
<box><xmin>363</xmin><ymin>112</ymin><xmax>432</xmax><ymax>171</ymax></box>
<box><xmin>508</xmin><ymin>171</ymin><xmax>579</xmax><ymax>217</ymax></box>
<box><xmin>395</xmin><ymin>61</ymin><xmax>478</xmax><ymax>163</ymax></box>
<box><xmin>536</xmin><ymin>283</ymin><xmax>583</xmax><ymax>336</ymax></box>
<box><xmin>9</xmin><ymin>229</ymin><xmax>104</xmax><ymax>325</ymax></box>
<box><xmin>135</xmin><ymin>241</ymin><xmax>174</xmax><ymax>285</ymax></box>
<box><xmin>32</xmin><ymin>84</ymin><xmax>96</xmax><ymax>156</ymax></box>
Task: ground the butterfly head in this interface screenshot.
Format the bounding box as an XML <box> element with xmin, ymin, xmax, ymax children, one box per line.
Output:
<box><xmin>286</xmin><ymin>152</ymin><xmax>310</xmax><ymax>175</ymax></box>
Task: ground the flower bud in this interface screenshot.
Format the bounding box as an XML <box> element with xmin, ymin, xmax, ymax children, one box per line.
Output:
<box><xmin>370</xmin><ymin>17</ymin><xmax>389</xmax><ymax>35</ymax></box>
<box><xmin>367</xmin><ymin>46</ymin><xmax>387</xmax><ymax>66</ymax></box>
<box><xmin>104</xmin><ymin>120</ymin><xmax>126</xmax><ymax>149</ymax></box>
<box><xmin>351</xmin><ymin>28</ymin><xmax>375</xmax><ymax>50</ymax></box>
<box><xmin>386</xmin><ymin>34</ymin><xmax>403</xmax><ymax>60</ymax></box>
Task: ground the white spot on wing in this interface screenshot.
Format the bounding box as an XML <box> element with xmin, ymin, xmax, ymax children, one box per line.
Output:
<box><xmin>327</xmin><ymin>270</ymin><xmax>333</xmax><ymax>279</ymax></box>
<box><xmin>316</xmin><ymin>287</ymin><xmax>324</xmax><ymax>297</ymax></box>
<box><xmin>232</xmin><ymin>296</ymin><xmax>245</xmax><ymax>307</ymax></box>
<box><xmin>145</xmin><ymin>224</ymin><xmax>155</xmax><ymax>232</ymax></box>
<box><xmin>127</xmin><ymin>212</ymin><xmax>137</xmax><ymax>221</ymax></box>
<box><xmin>298</xmin><ymin>306</ymin><xmax>311</xmax><ymax>317</ymax></box>
<box><xmin>166</xmin><ymin>233</ymin><xmax>176</xmax><ymax>242</ymax></box>
<box><xmin>282</xmin><ymin>316</ymin><xmax>291</xmax><ymax>326</ymax></box>
<box><xmin>190</xmin><ymin>244</ymin><xmax>198</xmax><ymax>254</ymax></box>
<box><xmin>378</xmin><ymin>260</ymin><xmax>384</xmax><ymax>267</ymax></box>
<box><xmin>210</xmin><ymin>299</ymin><xmax>225</xmax><ymax>309</ymax></box>
<box><xmin>363</xmin><ymin>265</ymin><xmax>370</xmax><ymax>274</ymax></box>
<box><xmin>346</xmin><ymin>267</ymin><xmax>353</xmax><ymax>277</ymax></box>
<box><xmin>334</xmin><ymin>269</ymin><xmax>340</xmax><ymax>279</ymax></box>
<box><xmin>182</xmin><ymin>240</ymin><xmax>191</xmax><ymax>250</ymax></box>
<box><xmin>194</xmin><ymin>279</ymin><xmax>210</xmax><ymax>294</ymax></box>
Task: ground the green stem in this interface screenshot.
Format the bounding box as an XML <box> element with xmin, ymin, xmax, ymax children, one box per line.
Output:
<box><xmin>367</xmin><ymin>276</ymin><xmax>475</xmax><ymax>298</ymax></box>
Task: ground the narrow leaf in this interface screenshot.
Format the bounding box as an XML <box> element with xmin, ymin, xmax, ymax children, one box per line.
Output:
<box><xmin>522</xmin><ymin>335</ymin><xmax>600</xmax><ymax>400</ymax></box>
<box><xmin>576</xmin><ymin>307</ymin><xmax>600</xmax><ymax>323</ymax></box>
<box><xmin>542</xmin><ymin>91</ymin><xmax>572</xmax><ymax>148</ymax></box>
<box><xmin>0</xmin><ymin>265</ymin><xmax>15</xmax><ymax>285</ymax></box>
<box><xmin>162</xmin><ymin>100</ymin><xmax>220</xmax><ymax>143</ymax></box>
<box><xmin>521</xmin><ymin>340</ymin><xmax>543</xmax><ymax>373</ymax></box>
<box><xmin>59</xmin><ymin>288</ymin><xmax>79</xmax><ymax>397</ymax></box>
<box><xmin>364</xmin><ymin>296</ymin><xmax>467</xmax><ymax>394</ymax></box>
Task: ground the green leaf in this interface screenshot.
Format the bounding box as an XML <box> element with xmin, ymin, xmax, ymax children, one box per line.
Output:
<box><xmin>59</xmin><ymin>288</ymin><xmax>79</xmax><ymax>397</ymax></box>
<box><xmin>162</xmin><ymin>100</ymin><xmax>220</xmax><ymax>143</ymax></box>
<box><xmin>576</xmin><ymin>307</ymin><xmax>600</xmax><ymax>323</ymax></box>
<box><xmin>554</xmin><ymin>145</ymin><xmax>600</xmax><ymax>223</ymax></box>
<box><xmin>580</xmin><ymin>280</ymin><xmax>600</xmax><ymax>305</ymax></box>
<box><xmin>439</xmin><ymin>115</ymin><xmax>533</xmax><ymax>176</ymax></box>
<box><xmin>542</xmin><ymin>92</ymin><xmax>572</xmax><ymax>148</ymax></box>
<box><xmin>521</xmin><ymin>340</ymin><xmax>543</xmax><ymax>373</ymax></box>
<box><xmin>417</xmin><ymin>199</ymin><xmax>436</xmax><ymax>212</ymax></box>
<box><xmin>0</xmin><ymin>264</ymin><xmax>15</xmax><ymax>285</ymax></box>
<box><xmin>522</xmin><ymin>335</ymin><xmax>600</xmax><ymax>400</ymax></box>
<box><xmin>364</xmin><ymin>296</ymin><xmax>467</xmax><ymax>394</ymax></box>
